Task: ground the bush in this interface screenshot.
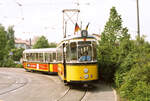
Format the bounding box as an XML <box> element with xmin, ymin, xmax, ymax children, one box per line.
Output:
<box><xmin>115</xmin><ymin>50</ymin><xmax>137</xmax><ymax>88</ymax></box>
<box><xmin>11</xmin><ymin>48</ymin><xmax>24</xmax><ymax>61</ymax></box>
<box><xmin>119</xmin><ymin>63</ymin><xmax>150</xmax><ymax>101</ymax></box>
<box><xmin>15</xmin><ymin>64</ymin><xmax>23</xmax><ymax>68</ymax></box>
<box><xmin>3</xmin><ymin>58</ymin><xmax>16</xmax><ymax>67</ymax></box>
<box><xmin>97</xmin><ymin>42</ymin><xmax>118</xmax><ymax>82</ymax></box>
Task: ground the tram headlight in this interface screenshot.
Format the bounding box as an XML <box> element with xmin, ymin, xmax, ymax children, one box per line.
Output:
<box><xmin>84</xmin><ymin>68</ymin><xmax>88</xmax><ymax>73</ymax></box>
<box><xmin>84</xmin><ymin>74</ymin><xmax>89</xmax><ymax>79</ymax></box>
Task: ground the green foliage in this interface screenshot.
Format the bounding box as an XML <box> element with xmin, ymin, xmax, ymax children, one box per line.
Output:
<box><xmin>97</xmin><ymin>7</ymin><xmax>150</xmax><ymax>100</ymax></box>
<box><xmin>32</xmin><ymin>36</ymin><xmax>50</xmax><ymax>49</ymax></box>
<box><xmin>0</xmin><ymin>24</ymin><xmax>7</xmax><ymax>66</ymax></box>
<box><xmin>3</xmin><ymin>58</ymin><xmax>16</xmax><ymax>67</ymax></box>
<box><xmin>11</xmin><ymin>48</ymin><xmax>24</xmax><ymax>61</ymax></box>
<box><xmin>97</xmin><ymin>7</ymin><xmax>130</xmax><ymax>82</ymax></box>
<box><xmin>119</xmin><ymin>62</ymin><xmax>150</xmax><ymax>101</ymax></box>
<box><xmin>115</xmin><ymin>37</ymin><xmax>150</xmax><ymax>88</ymax></box>
<box><xmin>6</xmin><ymin>26</ymin><xmax>15</xmax><ymax>50</ymax></box>
<box><xmin>0</xmin><ymin>25</ymin><xmax>18</xmax><ymax>67</ymax></box>
<box><xmin>49</xmin><ymin>42</ymin><xmax>57</xmax><ymax>48</ymax></box>
<box><xmin>15</xmin><ymin>64</ymin><xmax>23</xmax><ymax>68</ymax></box>
<box><xmin>114</xmin><ymin>36</ymin><xmax>150</xmax><ymax>100</ymax></box>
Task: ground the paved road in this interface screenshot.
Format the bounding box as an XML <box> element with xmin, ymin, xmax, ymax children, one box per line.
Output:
<box><xmin>0</xmin><ymin>68</ymin><xmax>116</xmax><ymax>101</ymax></box>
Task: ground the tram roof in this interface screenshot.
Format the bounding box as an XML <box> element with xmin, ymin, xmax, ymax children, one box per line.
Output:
<box><xmin>23</xmin><ymin>48</ymin><xmax>56</xmax><ymax>53</ymax></box>
<box><xmin>63</xmin><ymin>35</ymin><xmax>96</xmax><ymax>41</ymax></box>
<box><xmin>57</xmin><ymin>35</ymin><xmax>97</xmax><ymax>46</ymax></box>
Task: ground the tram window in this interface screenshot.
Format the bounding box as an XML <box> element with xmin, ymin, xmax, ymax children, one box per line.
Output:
<box><xmin>57</xmin><ymin>46</ymin><xmax>63</xmax><ymax>62</ymax></box>
<box><xmin>70</xmin><ymin>42</ymin><xmax>77</xmax><ymax>61</ymax></box>
<box><xmin>31</xmin><ymin>53</ymin><xmax>34</xmax><ymax>61</ymax></box>
<box><xmin>33</xmin><ymin>53</ymin><xmax>36</xmax><ymax>61</ymax></box>
<box><xmin>45</xmin><ymin>53</ymin><xmax>49</xmax><ymax>62</ymax></box>
<box><xmin>29</xmin><ymin>53</ymin><xmax>32</xmax><ymax>61</ymax></box>
<box><xmin>32</xmin><ymin>53</ymin><xmax>34</xmax><ymax>61</ymax></box>
<box><xmin>26</xmin><ymin>53</ymin><xmax>29</xmax><ymax>61</ymax></box>
<box><xmin>78</xmin><ymin>41</ymin><xmax>91</xmax><ymax>45</ymax></box>
<box><xmin>78</xmin><ymin>42</ymin><xmax>92</xmax><ymax>62</ymax></box>
<box><xmin>49</xmin><ymin>53</ymin><xmax>52</xmax><ymax>62</ymax></box>
<box><xmin>66</xmin><ymin>43</ymin><xmax>70</xmax><ymax>62</ymax></box>
<box><xmin>57</xmin><ymin>52</ymin><xmax>62</xmax><ymax>61</ymax></box>
<box><xmin>53</xmin><ymin>53</ymin><xmax>56</xmax><ymax>62</ymax></box>
<box><xmin>39</xmin><ymin>53</ymin><xmax>43</xmax><ymax>62</ymax></box>
<box><xmin>35</xmin><ymin>53</ymin><xmax>38</xmax><ymax>61</ymax></box>
<box><xmin>43</xmin><ymin>53</ymin><xmax>45</xmax><ymax>62</ymax></box>
<box><xmin>48</xmin><ymin>53</ymin><xmax>50</xmax><ymax>62</ymax></box>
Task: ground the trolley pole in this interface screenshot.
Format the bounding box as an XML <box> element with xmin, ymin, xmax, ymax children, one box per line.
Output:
<box><xmin>136</xmin><ymin>0</ymin><xmax>140</xmax><ymax>38</ymax></box>
<box><xmin>62</xmin><ymin>9</ymin><xmax>80</xmax><ymax>38</ymax></box>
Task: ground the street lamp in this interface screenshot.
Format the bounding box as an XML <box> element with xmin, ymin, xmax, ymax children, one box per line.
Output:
<box><xmin>136</xmin><ymin>0</ymin><xmax>140</xmax><ymax>37</ymax></box>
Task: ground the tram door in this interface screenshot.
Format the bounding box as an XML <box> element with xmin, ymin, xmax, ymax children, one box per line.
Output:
<box><xmin>63</xmin><ymin>43</ymin><xmax>66</xmax><ymax>79</ymax></box>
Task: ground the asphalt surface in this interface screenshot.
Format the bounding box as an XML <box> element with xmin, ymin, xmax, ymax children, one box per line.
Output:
<box><xmin>0</xmin><ymin>68</ymin><xmax>116</xmax><ymax>101</ymax></box>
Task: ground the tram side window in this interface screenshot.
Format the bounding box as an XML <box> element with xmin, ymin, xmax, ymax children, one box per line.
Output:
<box><xmin>44</xmin><ymin>53</ymin><xmax>46</xmax><ymax>62</ymax></box>
<box><xmin>30</xmin><ymin>53</ymin><xmax>34</xmax><ymax>61</ymax></box>
<box><xmin>57</xmin><ymin>52</ymin><xmax>62</xmax><ymax>62</ymax></box>
<box><xmin>57</xmin><ymin>46</ymin><xmax>63</xmax><ymax>62</ymax></box>
<box><xmin>70</xmin><ymin>42</ymin><xmax>77</xmax><ymax>61</ymax></box>
<box><xmin>33</xmin><ymin>53</ymin><xmax>36</xmax><ymax>61</ymax></box>
<box><xmin>35</xmin><ymin>53</ymin><xmax>39</xmax><ymax>61</ymax></box>
<box><xmin>39</xmin><ymin>53</ymin><xmax>43</xmax><ymax>62</ymax></box>
<box><xmin>53</xmin><ymin>53</ymin><xmax>56</xmax><ymax>62</ymax></box>
<box><xmin>26</xmin><ymin>53</ymin><xmax>29</xmax><ymax>61</ymax></box>
<box><xmin>50</xmin><ymin>53</ymin><xmax>53</xmax><ymax>62</ymax></box>
<box><xmin>45</xmin><ymin>53</ymin><xmax>49</xmax><ymax>62</ymax></box>
<box><xmin>29</xmin><ymin>53</ymin><xmax>32</xmax><ymax>61</ymax></box>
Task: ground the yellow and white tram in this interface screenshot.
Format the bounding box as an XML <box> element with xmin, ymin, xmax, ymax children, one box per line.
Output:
<box><xmin>57</xmin><ymin>30</ymin><xmax>98</xmax><ymax>83</ymax></box>
<box><xmin>23</xmin><ymin>48</ymin><xmax>58</xmax><ymax>73</ymax></box>
<box><xmin>22</xmin><ymin>30</ymin><xmax>99</xmax><ymax>84</ymax></box>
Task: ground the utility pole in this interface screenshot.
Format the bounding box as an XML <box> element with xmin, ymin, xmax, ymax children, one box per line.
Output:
<box><xmin>136</xmin><ymin>0</ymin><xmax>140</xmax><ymax>37</ymax></box>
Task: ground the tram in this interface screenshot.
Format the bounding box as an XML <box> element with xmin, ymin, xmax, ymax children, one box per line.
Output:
<box><xmin>22</xmin><ymin>48</ymin><xmax>58</xmax><ymax>74</ymax></box>
<box><xmin>57</xmin><ymin>30</ymin><xmax>99</xmax><ymax>83</ymax></box>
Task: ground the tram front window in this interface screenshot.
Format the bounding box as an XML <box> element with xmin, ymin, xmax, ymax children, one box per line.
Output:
<box><xmin>78</xmin><ymin>42</ymin><xmax>92</xmax><ymax>62</ymax></box>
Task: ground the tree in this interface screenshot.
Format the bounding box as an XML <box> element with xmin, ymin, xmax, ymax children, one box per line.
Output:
<box><xmin>49</xmin><ymin>42</ymin><xmax>57</xmax><ymax>48</ymax></box>
<box><xmin>11</xmin><ymin>48</ymin><xmax>24</xmax><ymax>61</ymax></box>
<box><xmin>32</xmin><ymin>36</ymin><xmax>50</xmax><ymax>48</ymax></box>
<box><xmin>0</xmin><ymin>24</ymin><xmax>7</xmax><ymax>66</ymax></box>
<box><xmin>97</xmin><ymin>7</ymin><xmax>130</xmax><ymax>82</ymax></box>
<box><xmin>6</xmin><ymin>26</ymin><xmax>15</xmax><ymax>50</ymax></box>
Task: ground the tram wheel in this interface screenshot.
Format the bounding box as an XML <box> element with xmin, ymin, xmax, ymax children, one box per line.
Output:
<box><xmin>25</xmin><ymin>69</ymin><xmax>30</xmax><ymax>72</ymax></box>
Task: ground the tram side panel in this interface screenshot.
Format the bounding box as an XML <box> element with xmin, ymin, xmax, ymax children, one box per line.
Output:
<box><xmin>49</xmin><ymin>63</ymin><xmax>58</xmax><ymax>74</ymax></box>
<box><xmin>23</xmin><ymin>62</ymin><xmax>49</xmax><ymax>72</ymax></box>
<box><xmin>57</xmin><ymin>63</ymin><xmax>66</xmax><ymax>82</ymax></box>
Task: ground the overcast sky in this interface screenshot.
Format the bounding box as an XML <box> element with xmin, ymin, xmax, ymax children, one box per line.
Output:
<box><xmin>0</xmin><ymin>0</ymin><xmax>149</xmax><ymax>43</ymax></box>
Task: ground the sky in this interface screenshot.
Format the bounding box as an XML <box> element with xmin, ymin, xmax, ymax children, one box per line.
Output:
<box><xmin>0</xmin><ymin>0</ymin><xmax>149</xmax><ymax>43</ymax></box>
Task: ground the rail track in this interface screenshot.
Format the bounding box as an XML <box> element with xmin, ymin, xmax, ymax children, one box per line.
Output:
<box><xmin>56</xmin><ymin>84</ymin><xmax>89</xmax><ymax>101</ymax></box>
<box><xmin>0</xmin><ymin>72</ymin><xmax>29</xmax><ymax>95</ymax></box>
<box><xmin>0</xmin><ymin>68</ymin><xmax>116</xmax><ymax>101</ymax></box>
